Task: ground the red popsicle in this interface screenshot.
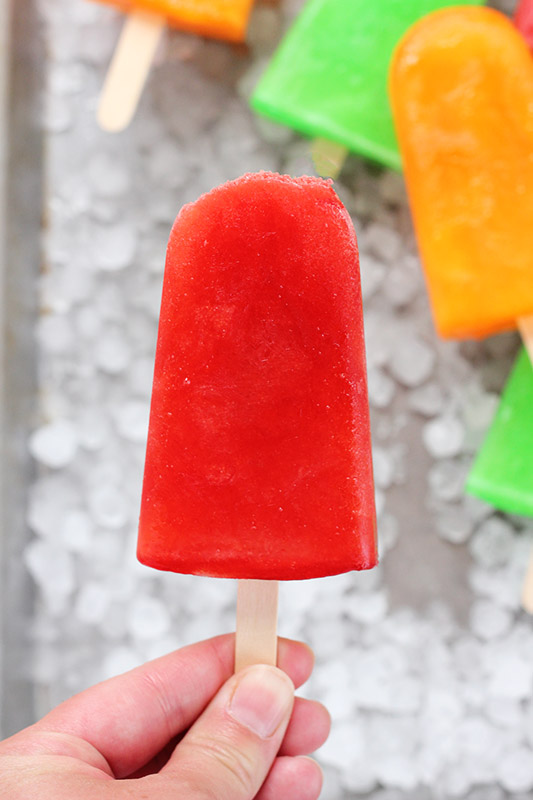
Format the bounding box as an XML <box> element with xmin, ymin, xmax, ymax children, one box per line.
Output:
<box><xmin>138</xmin><ymin>172</ymin><xmax>377</xmax><ymax>581</ymax></box>
<box><xmin>515</xmin><ymin>0</ymin><xmax>533</xmax><ymax>50</ymax></box>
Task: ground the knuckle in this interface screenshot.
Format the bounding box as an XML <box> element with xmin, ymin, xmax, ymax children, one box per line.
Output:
<box><xmin>139</xmin><ymin>669</ymin><xmax>178</xmax><ymax>741</ymax></box>
<box><xmin>189</xmin><ymin>734</ymin><xmax>258</xmax><ymax>799</ymax></box>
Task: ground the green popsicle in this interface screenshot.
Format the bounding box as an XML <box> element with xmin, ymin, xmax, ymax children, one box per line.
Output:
<box><xmin>466</xmin><ymin>349</ymin><xmax>533</xmax><ymax>517</ymax></box>
<box><xmin>251</xmin><ymin>0</ymin><xmax>483</xmax><ymax>171</ymax></box>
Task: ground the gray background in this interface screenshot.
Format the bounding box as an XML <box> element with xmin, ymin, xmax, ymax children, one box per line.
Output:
<box><xmin>2</xmin><ymin>1</ymin><xmax>532</xmax><ymax>798</ymax></box>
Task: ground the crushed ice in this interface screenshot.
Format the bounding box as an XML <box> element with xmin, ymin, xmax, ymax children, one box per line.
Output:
<box><xmin>20</xmin><ymin>0</ymin><xmax>533</xmax><ymax>797</ymax></box>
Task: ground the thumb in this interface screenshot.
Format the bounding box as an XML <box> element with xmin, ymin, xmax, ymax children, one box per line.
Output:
<box><xmin>160</xmin><ymin>664</ymin><xmax>295</xmax><ymax>800</ymax></box>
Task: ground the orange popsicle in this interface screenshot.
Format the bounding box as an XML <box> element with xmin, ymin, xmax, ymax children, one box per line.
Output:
<box><xmin>390</xmin><ymin>7</ymin><xmax>533</xmax><ymax>342</ymax></box>
<box><xmin>92</xmin><ymin>0</ymin><xmax>254</xmax><ymax>41</ymax></box>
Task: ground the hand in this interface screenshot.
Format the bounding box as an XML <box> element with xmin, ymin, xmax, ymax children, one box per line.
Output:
<box><xmin>0</xmin><ymin>634</ymin><xmax>330</xmax><ymax>799</ymax></box>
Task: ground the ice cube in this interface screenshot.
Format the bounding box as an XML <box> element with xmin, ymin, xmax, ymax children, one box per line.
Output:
<box><xmin>488</xmin><ymin>651</ymin><xmax>533</xmax><ymax>700</ymax></box>
<box><xmin>318</xmin><ymin>719</ymin><xmax>366</xmax><ymax>771</ymax></box>
<box><xmin>364</xmin><ymin>222</ymin><xmax>401</xmax><ymax>262</ymax></box>
<box><xmin>148</xmin><ymin>139</ymin><xmax>189</xmax><ymax>189</ymax></box>
<box><xmin>61</xmin><ymin>509</ymin><xmax>93</xmax><ymax>553</ymax></box>
<box><xmin>470</xmin><ymin>600</ymin><xmax>512</xmax><ymax>641</ymax></box>
<box><xmin>76</xmin><ymin>306</ymin><xmax>102</xmax><ymax>340</ymax></box>
<box><xmin>94</xmin><ymin>328</ymin><xmax>131</xmax><ymax>374</ymax></box>
<box><xmin>452</xmin><ymin>637</ymin><xmax>484</xmax><ymax>676</ymax></box>
<box><xmin>27</xmin><ymin>475</ymin><xmax>73</xmax><ymax>539</ymax></box>
<box><xmin>429</xmin><ymin>460</ymin><xmax>468</xmax><ymax>502</ymax></box>
<box><xmin>423</xmin><ymin>415</ymin><xmax>465</xmax><ymax>459</ymax></box>
<box><xmin>367</xmin><ymin>366</ymin><xmax>395</xmax><ymax>409</ymax></box>
<box><xmin>29</xmin><ymin>420</ymin><xmax>79</xmax><ymax>468</ymax></box>
<box><xmin>436</xmin><ymin>507</ymin><xmax>473</xmax><ymax>545</ymax></box>
<box><xmin>360</xmin><ymin>254</ymin><xmax>386</xmax><ymax>303</ymax></box>
<box><xmin>338</xmin><ymin>750</ymin><xmax>378</xmax><ymax>794</ymax></box>
<box><xmin>101</xmin><ymin>646</ymin><xmax>142</xmax><ymax>681</ymax></box>
<box><xmin>114</xmin><ymin>401</ymin><xmax>149</xmax><ymax>444</ymax></box>
<box><xmin>88</xmin><ymin>484</ymin><xmax>129</xmax><ymax>529</ymax></box>
<box><xmin>379</xmin><ymin>515</ymin><xmax>400</xmax><ymax>555</ymax></box>
<box><xmin>461</xmin><ymin>381</ymin><xmax>499</xmax><ymax>452</ymax></box>
<box><xmin>87</xmin><ymin>153</ymin><xmax>130</xmax><ymax>198</ymax></box>
<box><xmin>93</xmin><ymin>223</ymin><xmax>137</xmax><ymax>271</ymax></box>
<box><xmin>487</xmin><ymin>697</ymin><xmax>524</xmax><ymax>729</ymax></box>
<box><xmin>383</xmin><ymin>256</ymin><xmax>421</xmax><ymax>309</ymax></box>
<box><xmin>24</xmin><ymin>540</ymin><xmax>75</xmax><ymax>598</ymax></box>
<box><xmin>142</xmin><ymin>635</ymin><xmax>182</xmax><ymax>662</ymax></box>
<box><xmin>379</xmin><ymin>171</ymin><xmax>407</xmax><ymax>206</ymax></box>
<box><xmin>375</xmin><ymin>755</ymin><xmax>418</xmax><ymax>791</ymax></box>
<box><xmin>127</xmin><ymin>596</ymin><xmax>172</xmax><ymax>641</ymax></box>
<box><xmin>364</xmin><ymin>310</ymin><xmax>394</xmax><ymax>369</ymax></box>
<box><xmin>318</xmin><ymin>766</ymin><xmax>343</xmax><ymax>800</ymax></box>
<box><xmin>347</xmin><ymin>593</ymin><xmax>388</xmax><ymax>625</ymax></box>
<box><xmin>408</xmin><ymin>382</ymin><xmax>444</xmax><ymax>417</ymax></box>
<box><xmin>372</xmin><ymin>446</ymin><xmax>395</xmax><ymax>490</ymax></box>
<box><xmin>77</xmin><ymin>407</ymin><xmax>111</xmax><ymax>451</ymax></box>
<box><xmin>469</xmin><ymin>566</ymin><xmax>522</xmax><ymax>611</ymax></box>
<box><xmin>75</xmin><ymin>582</ymin><xmax>111</xmax><ymax>625</ymax></box>
<box><xmin>37</xmin><ymin>313</ymin><xmax>74</xmax><ymax>355</ymax></box>
<box><xmin>498</xmin><ymin>748</ymin><xmax>533</xmax><ymax>793</ymax></box>
<box><xmin>42</xmin><ymin>94</ymin><xmax>72</xmax><ymax>133</ymax></box>
<box><xmin>469</xmin><ymin>517</ymin><xmax>514</xmax><ymax>568</ymax></box>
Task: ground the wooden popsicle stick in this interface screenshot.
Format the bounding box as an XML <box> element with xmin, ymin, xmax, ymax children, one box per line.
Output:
<box><xmin>235</xmin><ymin>580</ymin><xmax>279</xmax><ymax>672</ymax></box>
<box><xmin>518</xmin><ymin>315</ymin><xmax>533</xmax><ymax>367</ymax></box>
<box><xmin>98</xmin><ymin>11</ymin><xmax>165</xmax><ymax>133</ymax></box>
<box><xmin>522</xmin><ymin>549</ymin><xmax>533</xmax><ymax>614</ymax></box>
<box><xmin>311</xmin><ymin>138</ymin><xmax>348</xmax><ymax>180</ymax></box>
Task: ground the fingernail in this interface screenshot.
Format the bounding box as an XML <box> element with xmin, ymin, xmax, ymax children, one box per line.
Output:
<box><xmin>228</xmin><ymin>665</ymin><xmax>294</xmax><ymax>739</ymax></box>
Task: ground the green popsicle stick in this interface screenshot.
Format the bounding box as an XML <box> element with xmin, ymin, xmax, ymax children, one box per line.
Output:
<box><xmin>467</xmin><ymin>349</ymin><xmax>533</xmax><ymax>517</ymax></box>
<box><xmin>251</xmin><ymin>0</ymin><xmax>483</xmax><ymax>171</ymax></box>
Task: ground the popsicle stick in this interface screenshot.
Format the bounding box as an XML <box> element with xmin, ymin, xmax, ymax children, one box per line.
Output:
<box><xmin>235</xmin><ymin>580</ymin><xmax>279</xmax><ymax>672</ymax></box>
<box><xmin>522</xmin><ymin>550</ymin><xmax>533</xmax><ymax>613</ymax></box>
<box><xmin>311</xmin><ymin>138</ymin><xmax>348</xmax><ymax>180</ymax></box>
<box><xmin>518</xmin><ymin>315</ymin><xmax>533</xmax><ymax>367</ymax></box>
<box><xmin>98</xmin><ymin>11</ymin><xmax>165</xmax><ymax>133</ymax></box>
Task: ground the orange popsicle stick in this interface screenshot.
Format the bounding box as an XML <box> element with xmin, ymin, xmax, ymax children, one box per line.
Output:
<box><xmin>390</xmin><ymin>7</ymin><xmax>533</xmax><ymax>341</ymax></box>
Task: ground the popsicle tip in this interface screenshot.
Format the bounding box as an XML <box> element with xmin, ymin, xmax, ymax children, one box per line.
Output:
<box><xmin>311</xmin><ymin>138</ymin><xmax>348</xmax><ymax>180</ymax></box>
<box><xmin>393</xmin><ymin>3</ymin><xmax>524</xmax><ymax>63</ymax></box>
<box><xmin>97</xmin><ymin>102</ymin><xmax>132</xmax><ymax>133</ymax></box>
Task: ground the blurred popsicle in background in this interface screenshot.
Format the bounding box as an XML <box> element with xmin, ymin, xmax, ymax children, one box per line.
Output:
<box><xmin>467</xmin><ymin>349</ymin><xmax>533</xmax><ymax>520</ymax></box>
<box><xmin>515</xmin><ymin>0</ymin><xmax>533</xmax><ymax>49</ymax></box>
<box><xmin>94</xmin><ymin>0</ymin><xmax>255</xmax><ymax>132</ymax></box>
<box><xmin>390</xmin><ymin>6</ymin><xmax>533</xmax><ymax>360</ymax></box>
<box><xmin>391</xmin><ymin>5</ymin><xmax>533</xmax><ymax>610</ymax></box>
<box><xmin>251</xmin><ymin>0</ymin><xmax>482</xmax><ymax>178</ymax></box>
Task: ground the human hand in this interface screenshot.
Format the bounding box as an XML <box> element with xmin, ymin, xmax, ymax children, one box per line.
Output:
<box><xmin>0</xmin><ymin>634</ymin><xmax>330</xmax><ymax>799</ymax></box>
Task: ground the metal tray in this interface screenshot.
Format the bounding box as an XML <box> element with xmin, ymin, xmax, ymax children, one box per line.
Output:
<box><xmin>0</xmin><ymin>0</ymin><xmax>42</xmax><ymax>737</ymax></box>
